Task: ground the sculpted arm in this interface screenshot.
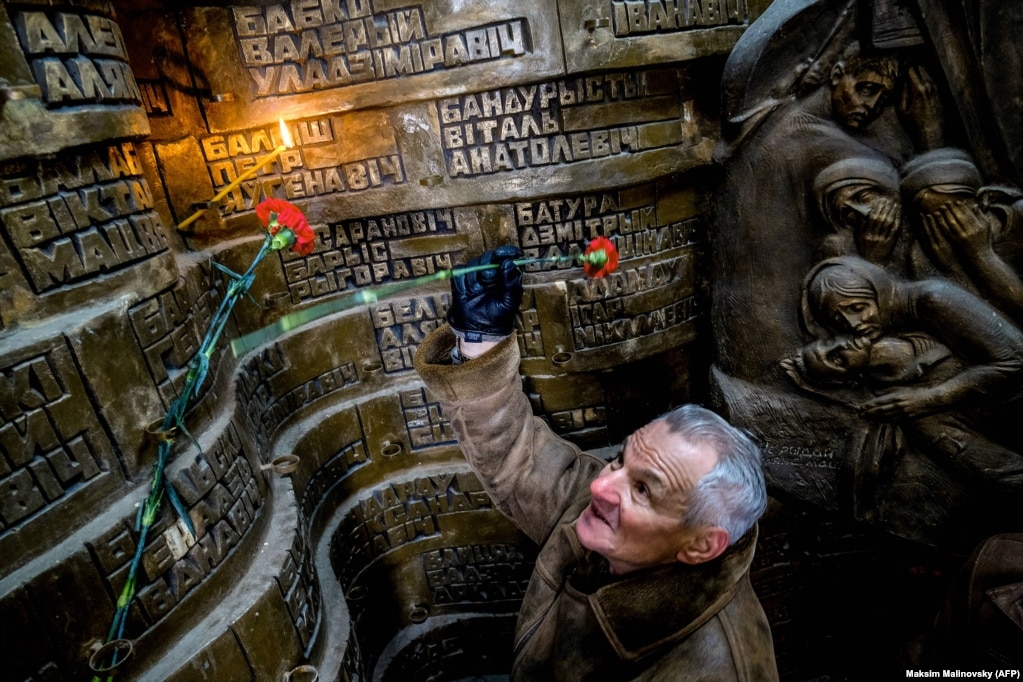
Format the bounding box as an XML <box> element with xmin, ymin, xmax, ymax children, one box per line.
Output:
<box><xmin>860</xmin><ymin>283</ymin><xmax>1023</xmax><ymax>418</ymax></box>
<box><xmin>930</xmin><ymin>201</ymin><xmax>1023</xmax><ymax>325</ymax></box>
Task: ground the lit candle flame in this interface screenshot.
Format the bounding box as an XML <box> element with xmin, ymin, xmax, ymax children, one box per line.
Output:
<box><xmin>279</xmin><ymin>118</ymin><xmax>293</xmax><ymax>148</ymax></box>
<box><xmin>176</xmin><ymin>118</ymin><xmax>293</xmax><ymax>230</ymax></box>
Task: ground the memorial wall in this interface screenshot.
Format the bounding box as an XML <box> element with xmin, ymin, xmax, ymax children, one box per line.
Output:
<box><xmin>0</xmin><ymin>0</ymin><xmax>771</xmax><ymax>679</ymax></box>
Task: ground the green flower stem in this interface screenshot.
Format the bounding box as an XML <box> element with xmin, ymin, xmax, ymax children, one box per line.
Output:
<box><xmin>96</xmin><ymin>246</ymin><xmax>589</xmax><ymax>676</ymax></box>
<box><xmin>230</xmin><ymin>254</ymin><xmax>581</xmax><ymax>357</ymax></box>
<box><xmin>205</xmin><ymin>238</ymin><xmax>273</xmax><ymax>360</ymax></box>
<box><xmin>94</xmin><ymin>234</ymin><xmax>278</xmax><ymax>680</ymax></box>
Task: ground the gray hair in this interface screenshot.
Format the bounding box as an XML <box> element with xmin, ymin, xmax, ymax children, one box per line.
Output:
<box><xmin>659</xmin><ymin>405</ymin><xmax>767</xmax><ymax>544</ymax></box>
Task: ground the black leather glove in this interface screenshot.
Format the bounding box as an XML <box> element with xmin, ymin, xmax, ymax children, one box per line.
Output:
<box><xmin>448</xmin><ymin>245</ymin><xmax>523</xmax><ymax>342</ymax></box>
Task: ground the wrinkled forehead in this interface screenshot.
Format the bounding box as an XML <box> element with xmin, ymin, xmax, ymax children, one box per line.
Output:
<box><xmin>630</xmin><ymin>419</ymin><xmax>718</xmax><ymax>496</ymax></box>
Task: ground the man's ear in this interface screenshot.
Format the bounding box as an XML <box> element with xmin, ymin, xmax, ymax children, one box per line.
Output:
<box><xmin>676</xmin><ymin>528</ymin><xmax>730</xmax><ymax>565</ymax></box>
<box><xmin>830</xmin><ymin>62</ymin><xmax>846</xmax><ymax>86</ymax></box>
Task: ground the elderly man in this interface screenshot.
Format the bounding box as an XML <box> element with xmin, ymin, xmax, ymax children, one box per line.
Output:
<box><xmin>413</xmin><ymin>247</ymin><xmax>778</xmax><ymax>680</ymax></box>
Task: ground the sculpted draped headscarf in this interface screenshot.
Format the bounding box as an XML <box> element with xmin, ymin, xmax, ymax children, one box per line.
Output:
<box><xmin>801</xmin><ymin>256</ymin><xmax>900</xmax><ymax>338</ymax></box>
<box><xmin>813</xmin><ymin>156</ymin><xmax>900</xmax><ymax>230</ymax></box>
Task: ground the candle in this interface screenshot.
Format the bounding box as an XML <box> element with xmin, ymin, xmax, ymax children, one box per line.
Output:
<box><xmin>177</xmin><ymin>118</ymin><xmax>293</xmax><ymax>230</ymax></box>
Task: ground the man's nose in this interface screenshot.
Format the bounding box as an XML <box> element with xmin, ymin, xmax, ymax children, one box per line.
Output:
<box><xmin>590</xmin><ymin>469</ymin><xmax>620</xmax><ymax>504</ymax></box>
<box><xmin>864</xmin><ymin>93</ymin><xmax>884</xmax><ymax>110</ymax></box>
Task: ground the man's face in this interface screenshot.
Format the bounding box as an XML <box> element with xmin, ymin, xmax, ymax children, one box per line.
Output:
<box><xmin>576</xmin><ymin>419</ymin><xmax>717</xmax><ymax>574</ymax></box>
<box><xmin>805</xmin><ymin>335</ymin><xmax>873</xmax><ymax>380</ymax></box>
<box><xmin>830</xmin><ymin>67</ymin><xmax>894</xmax><ymax>130</ymax></box>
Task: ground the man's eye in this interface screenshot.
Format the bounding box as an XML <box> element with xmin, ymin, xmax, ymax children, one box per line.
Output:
<box><xmin>611</xmin><ymin>451</ymin><xmax>624</xmax><ymax>469</ymax></box>
<box><xmin>635</xmin><ymin>481</ymin><xmax>648</xmax><ymax>497</ymax></box>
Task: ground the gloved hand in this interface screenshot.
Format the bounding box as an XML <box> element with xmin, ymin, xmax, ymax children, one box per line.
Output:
<box><xmin>448</xmin><ymin>245</ymin><xmax>523</xmax><ymax>342</ymax></box>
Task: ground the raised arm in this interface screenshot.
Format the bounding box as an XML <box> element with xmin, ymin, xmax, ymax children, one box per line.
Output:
<box><xmin>414</xmin><ymin>248</ymin><xmax>604</xmax><ymax>543</ymax></box>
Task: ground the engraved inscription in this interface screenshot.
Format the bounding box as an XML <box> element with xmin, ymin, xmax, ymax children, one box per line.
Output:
<box><xmin>611</xmin><ymin>0</ymin><xmax>748</xmax><ymax>37</ymax></box>
<box><xmin>300</xmin><ymin>439</ymin><xmax>370</xmax><ymax>522</ymax></box>
<box><xmin>516</xmin><ymin>289</ymin><xmax>544</xmax><ymax>359</ymax></box>
<box><xmin>332</xmin><ymin>472</ymin><xmax>489</xmax><ymax>586</ymax></box>
<box><xmin>253</xmin><ymin>363</ymin><xmax>359</xmax><ymax>448</ymax></box>
<box><xmin>762</xmin><ymin>442</ymin><xmax>840</xmax><ymax>470</ymax></box>
<box><xmin>0</xmin><ymin>342</ymin><xmax>110</xmax><ymax>529</ymax></box>
<box><xmin>237</xmin><ymin>344</ymin><xmax>360</xmax><ymax>448</ymax></box>
<box><xmin>370</xmin><ymin>295</ymin><xmax>449</xmax><ymax>373</ymax></box>
<box><xmin>276</xmin><ymin>528</ymin><xmax>322</xmax><ymax>653</ymax></box>
<box><xmin>421</xmin><ymin>543</ymin><xmax>533</xmax><ymax>605</ymax></box>
<box><xmin>340</xmin><ymin>626</ymin><xmax>366</xmax><ymax>682</ymax></box>
<box><xmin>401</xmin><ymin>388</ymin><xmax>455</xmax><ymax>449</ymax></box>
<box><xmin>549</xmin><ymin>406</ymin><xmax>607</xmax><ymax>434</ymax></box>
<box><xmin>13</xmin><ymin>8</ymin><xmax>142</xmax><ymax>106</ymax></box>
<box><xmin>200</xmin><ymin>118</ymin><xmax>405</xmax><ymax>217</ymax></box>
<box><xmin>138</xmin><ymin>79</ymin><xmax>172</xmax><ymax>117</ymax></box>
<box><xmin>283</xmin><ymin>208</ymin><xmax>455</xmax><ymax>302</ymax></box>
<box><xmin>569</xmin><ymin>256</ymin><xmax>697</xmax><ymax>348</ymax></box>
<box><xmin>439</xmin><ymin>72</ymin><xmax>683</xmax><ymax>177</ymax></box>
<box><xmin>231</xmin><ymin>1</ymin><xmax>530</xmax><ymax>96</ymax></box>
<box><xmin>128</xmin><ymin>268</ymin><xmax>228</xmax><ymax>409</ymax></box>
<box><xmin>573</xmin><ymin>292</ymin><xmax>700</xmax><ymax>349</ymax></box>
<box><xmin>516</xmin><ymin>193</ymin><xmax>704</xmax><ymax>266</ymax></box>
<box><xmin>125</xmin><ymin>424</ymin><xmax>264</xmax><ymax>625</ymax></box>
<box><xmin>0</xmin><ymin>145</ymin><xmax>168</xmax><ymax>293</ymax></box>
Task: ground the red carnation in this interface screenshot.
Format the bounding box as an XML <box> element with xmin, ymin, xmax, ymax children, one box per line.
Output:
<box><xmin>580</xmin><ymin>236</ymin><xmax>619</xmax><ymax>278</ymax></box>
<box><xmin>256</xmin><ymin>198</ymin><xmax>315</xmax><ymax>256</ymax></box>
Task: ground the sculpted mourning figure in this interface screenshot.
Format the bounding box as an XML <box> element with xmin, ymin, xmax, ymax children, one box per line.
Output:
<box><xmin>901</xmin><ymin>148</ymin><xmax>1023</xmax><ymax>326</ymax></box>
<box><xmin>711</xmin><ymin>0</ymin><xmax>1023</xmax><ymax>546</ymax></box>
<box><xmin>786</xmin><ymin>257</ymin><xmax>1023</xmax><ymax>495</ymax></box>
<box><xmin>713</xmin><ymin>40</ymin><xmax>901</xmax><ymax>381</ymax></box>
<box><xmin>799</xmin><ymin>257</ymin><xmax>1023</xmax><ymax>425</ymax></box>
<box><xmin>780</xmin><ymin>256</ymin><xmax>1023</xmax><ymax>542</ymax></box>
<box><xmin>814</xmin><ymin>156</ymin><xmax>903</xmax><ymax>266</ymax></box>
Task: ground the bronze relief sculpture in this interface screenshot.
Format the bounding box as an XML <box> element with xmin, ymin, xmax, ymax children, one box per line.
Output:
<box><xmin>712</xmin><ymin>0</ymin><xmax>1023</xmax><ymax>548</ymax></box>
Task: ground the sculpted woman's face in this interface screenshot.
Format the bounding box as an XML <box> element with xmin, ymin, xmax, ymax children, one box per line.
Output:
<box><xmin>821</xmin><ymin>291</ymin><xmax>882</xmax><ymax>340</ymax></box>
<box><xmin>915</xmin><ymin>185</ymin><xmax>972</xmax><ymax>215</ymax></box>
<box><xmin>830</xmin><ymin>183</ymin><xmax>892</xmax><ymax>230</ymax></box>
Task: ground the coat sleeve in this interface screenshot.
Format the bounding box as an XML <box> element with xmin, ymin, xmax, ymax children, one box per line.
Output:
<box><xmin>414</xmin><ymin>324</ymin><xmax>605</xmax><ymax>544</ymax></box>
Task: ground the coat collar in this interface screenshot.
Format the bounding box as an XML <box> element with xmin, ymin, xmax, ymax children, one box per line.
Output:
<box><xmin>563</xmin><ymin>521</ymin><xmax>759</xmax><ymax>661</ymax></box>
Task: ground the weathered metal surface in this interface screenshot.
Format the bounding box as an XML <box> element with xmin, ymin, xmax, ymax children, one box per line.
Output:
<box><xmin>558</xmin><ymin>0</ymin><xmax>771</xmax><ymax>73</ymax></box>
<box><xmin>0</xmin><ymin>2</ymin><xmax>150</xmax><ymax>161</ymax></box>
<box><xmin>183</xmin><ymin>1</ymin><xmax>563</xmax><ymax>133</ymax></box>
<box><xmin>711</xmin><ymin>0</ymin><xmax>1023</xmax><ymax>550</ymax></box>
<box><xmin>0</xmin><ymin>0</ymin><xmax>767</xmax><ymax>679</ymax></box>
